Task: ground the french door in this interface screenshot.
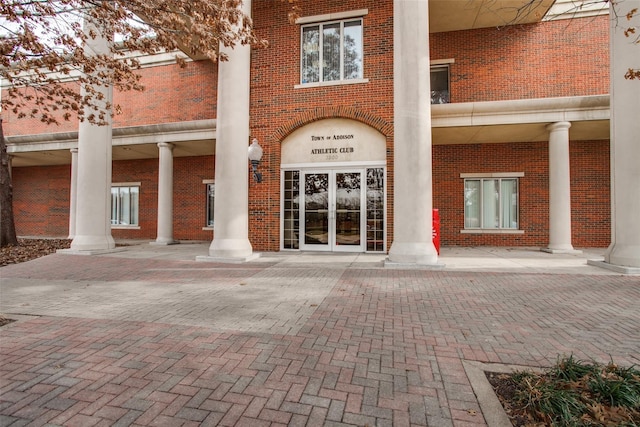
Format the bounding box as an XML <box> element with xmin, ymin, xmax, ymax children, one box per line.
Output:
<box><xmin>301</xmin><ymin>170</ymin><xmax>364</xmax><ymax>252</ymax></box>
<box><xmin>282</xmin><ymin>167</ymin><xmax>384</xmax><ymax>252</ymax></box>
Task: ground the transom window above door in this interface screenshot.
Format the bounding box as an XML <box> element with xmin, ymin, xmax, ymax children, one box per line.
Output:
<box><xmin>300</xmin><ymin>18</ymin><xmax>363</xmax><ymax>85</ymax></box>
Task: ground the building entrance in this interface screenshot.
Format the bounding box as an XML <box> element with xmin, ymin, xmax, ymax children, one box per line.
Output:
<box><xmin>282</xmin><ymin>167</ymin><xmax>385</xmax><ymax>253</ymax></box>
<box><xmin>302</xmin><ymin>170</ymin><xmax>363</xmax><ymax>251</ymax></box>
<box><xmin>279</xmin><ymin>117</ymin><xmax>387</xmax><ymax>252</ymax></box>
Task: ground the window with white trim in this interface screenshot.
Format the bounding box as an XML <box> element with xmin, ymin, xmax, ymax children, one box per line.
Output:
<box><xmin>431</xmin><ymin>65</ymin><xmax>450</xmax><ymax>104</ymax></box>
<box><xmin>464</xmin><ymin>178</ymin><xmax>519</xmax><ymax>229</ymax></box>
<box><xmin>111</xmin><ymin>185</ymin><xmax>139</xmax><ymax>226</ymax></box>
<box><xmin>206</xmin><ymin>182</ymin><xmax>215</xmax><ymax>227</ymax></box>
<box><xmin>301</xmin><ymin>19</ymin><xmax>363</xmax><ymax>84</ymax></box>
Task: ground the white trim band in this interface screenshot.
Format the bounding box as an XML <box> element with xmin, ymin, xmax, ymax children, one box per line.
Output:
<box><xmin>296</xmin><ymin>9</ymin><xmax>368</xmax><ymax>24</ymax></box>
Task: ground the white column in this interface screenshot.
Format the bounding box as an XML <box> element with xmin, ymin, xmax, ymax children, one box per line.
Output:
<box><xmin>154</xmin><ymin>142</ymin><xmax>177</xmax><ymax>245</ymax></box>
<box><xmin>388</xmin><ymin>0</ymin><xmax>439</xmax><ymax>266</ymax></box>
<box><xmin>602</xmin><ymin>0</ymin><xmax>640</xmax><ymax>270</ymax></box>
<box><xmin>543</xmin><ymin>122</ymin><xmax>579</xmax><ymax>253</ymax></box>
<box><xmin>200</xmin><ymin>0</ymin><xmax>256</xmax><ymax>261</ymax></box>
<box><xmin>68</xmin><ymin>15</ymin><xmax>115</xmax><ymax>253</ymax></box>
<box><xmin>68</xmin><ymin>147</ymin><xmax>78</xmax><ymax>239</ymax></box>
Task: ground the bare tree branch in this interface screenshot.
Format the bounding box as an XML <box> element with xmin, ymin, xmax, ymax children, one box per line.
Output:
<box><xmin>1</xmin><ymin>0</ymin><xmax>300</xmax><ymax>125</ymax></box>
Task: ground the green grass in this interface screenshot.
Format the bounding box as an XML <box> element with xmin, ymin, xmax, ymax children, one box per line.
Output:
<box><xmin>510</xmin><ymin>356</ymin><xmax>640</xmax><ymax>426</ymax></box>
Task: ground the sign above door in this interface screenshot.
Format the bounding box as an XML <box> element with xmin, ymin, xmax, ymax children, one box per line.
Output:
<box><xmin>281</xmin><ymin>118</ymin><xmax>386</xmax><ymax>166</ymax></box>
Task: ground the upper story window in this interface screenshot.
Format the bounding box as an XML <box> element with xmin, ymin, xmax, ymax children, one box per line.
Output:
<box><xmin>431</xmin><ymin>65</ymin><xmax>450</xmax><ymax>104</ymax></box>
<box><xmin>301</xmin><ymin>19</ymin><xmax>363</xmax><ymax>84</ymax></box>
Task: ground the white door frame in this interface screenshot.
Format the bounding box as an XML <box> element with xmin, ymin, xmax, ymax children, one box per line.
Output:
<box><xmin>280</xmin><ymin>162</ymin><xmax>386</xmax><ymax>253</ymax></box>
<box><xmin>300</xmin><ymin>169</ymin><xmax>366</xmax><ymax>252</ymax></box>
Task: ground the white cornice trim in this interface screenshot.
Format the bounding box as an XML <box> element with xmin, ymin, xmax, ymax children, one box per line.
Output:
<box><xmin>431</xmin><ymin>95</ymin><xmax>610</xmax><ymax>127</ymax></box>
<box><xmin>6</xmin><ymin>119</ymin><xmax>216</xmax><ymax>153</ymax></box>
<box><xmin>0</xmin><ymin>50</ymin><xmax>192</xmax><ymax>89</ymax></box>
<box><xmin>296</xmin><ymin>9</ymin><xmax>368</xmax><ymax>25</ymax></box>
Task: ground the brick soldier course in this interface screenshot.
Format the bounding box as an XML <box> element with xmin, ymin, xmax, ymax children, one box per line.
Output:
<box><xmin>1</xmin><ymin>245</ymin><xmax>639</xmax><ymax>426</ymax></box>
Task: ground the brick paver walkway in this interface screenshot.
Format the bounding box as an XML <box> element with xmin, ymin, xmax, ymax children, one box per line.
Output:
<box><xmin>1</xmin><ymin>252</ymin><xmax>639</xmax><ymax>426</ymax></box>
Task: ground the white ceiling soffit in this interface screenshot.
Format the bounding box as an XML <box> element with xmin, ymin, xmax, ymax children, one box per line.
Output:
<box><xmin>431</xmin><ymin>94</ymin><xmax>610</xmax><ymax>144</ymax></box>
<box><xmin>430</xmin><ymin>0</ymin><xmax>557</xmax><ymax>33</ymax></box>
<box><xmin>543</xmin><ymin>0</ymin><xmax>609</xmax><ymax>21</ymax></box>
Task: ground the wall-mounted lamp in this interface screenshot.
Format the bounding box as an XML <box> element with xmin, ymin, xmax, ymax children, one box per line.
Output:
<box><xmin>247</xmin><ymin>138</ymin><xmax>263</xmax><ymax>183</ymax></box>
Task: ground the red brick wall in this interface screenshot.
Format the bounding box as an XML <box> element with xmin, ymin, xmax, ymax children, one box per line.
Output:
<box><xmin>250</xmin><ymin>0</ymin><xmax>396</xmax><ymax>251</ymax></box>
<box><xmin>3</xmin><ymin>60</ymin><xmax>217</xmax><ymax>136</ymax></box>
<box><xmin>11</xmin><ymin>139</ymin><xmax>609</xmax><ymax>248</ymax></box>
<box><xmin>110</xmin><ymin>156</ymin><xmax>216</xmax><ymax>241</ymax></box>
<box><xmin>114</xmin><ymin>61</ymin><xmax>217</xmax><ymax>128</ymax></box>
<box><xmin>173</xmin><ymin>156</ymin><xmax>215</xmax><ymax>241</ymax></box>
<box><xmin>569</xmin><ymin>140</ymin><xmax>610</xmax><ymax>247</ymax></box>
<box><xmin>6</xmin><ymin>3</ymin><xmax>612</xmax><ymax>250</ymax></box>
<box><xmin>12</xmin><ymin>156</ymin><xmax>215</xmax><ymax>241</ymax></box>
<box><xmin>249</xmin><ymin>3</ymin><xmax>609</xmax><ymax>251</ymax></box>
<box><xmin>12</xmin><ymin>165</ymin><xmax>71</xmax><ymax>237</ymax></box>
<box><xmin>433</xmin><ymin>140</ymin><xmax>610</xmax><ymax>248</ymax></box>
<box><xmin>430</xmin><ymin>16</ymin><xmax>609</xmax><ymax>102</ymax></box>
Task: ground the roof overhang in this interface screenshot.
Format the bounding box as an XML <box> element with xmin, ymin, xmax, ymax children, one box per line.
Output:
<box><xmin>429</xmin><ymin>0</ymin><xmax>557</xmax><ymax>33</ymax></box>
<box><xmin>6</xmin><ymin>96</ymin><xmax>610</xmax><ymax>167</ymax></box>
<box><xmin>431</xmin><ymin>95</ymin><xmax>610</xmax><ymax>144</ymax></box>
<box><xmin>6</xmin><ymin>120</ymin><xmax>216</xmax><ymax>167</ymax></box>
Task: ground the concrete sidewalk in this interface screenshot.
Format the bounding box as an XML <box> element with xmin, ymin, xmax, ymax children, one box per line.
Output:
<box><xmin>1</xmin><ymin>244</ymin><xmax>638</xmax><ymax>426</ymax></box>
<box><xmin>82</xmin><ymin>241</ymin><xmax>614</xmax><ymax>274</ymax></box>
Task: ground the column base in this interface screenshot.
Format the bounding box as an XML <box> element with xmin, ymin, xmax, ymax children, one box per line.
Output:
<box><xmin>541</xmin><ymin>247</ymin><xmax>582</xmax><ymax>254</ymax></box>
<box><xmin>603</xmin><ymin>243</ymin><xmax>640</xmax><ymax>269</ymax></box>
<box><xmin>384</xmin><ymin>259</ymin><xmax>445</xmax><ymax>269</ymax></box>
<box><xmin>587</xmin><ymin>260</ymin><xmax>640</xmax><ymax>275</ymax></box>
<box><xmin>203</xmin><ymin>238</ymin><xmax>255</xmax><ymax>262</ymax></box>
<box><xmin>387</xmin><ymin>242</ymin><xmax>440</xmax><ymax>266</ymax></box>
<box><xmin>151</xmin><ymin>239</ymin><xmax>179</xmax><ymax>246</ymax></box>
<box><xmin>69</xmin><ymin>234</ymin><xmax>116</xmax><ymax>252</ymax></box>
<box><xmin>196</xmin><ymin>253</ymin><xmax>260</xmax><ymax>263</ymax></box>
<box><xmin>58</xmin><ymin>247</ymin><xmax>125</xmax><ymax>256</ymax></box>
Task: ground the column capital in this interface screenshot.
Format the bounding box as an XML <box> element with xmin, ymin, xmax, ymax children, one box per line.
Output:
<box><xmin>546</xmin><ymin>121</ymin><xmax>571</xmax><ymax>132</ymax></box>
<box><xmin>157</xmin><ymin>142</ymin><xmax>174</xmax><ymax>150</ymax></box>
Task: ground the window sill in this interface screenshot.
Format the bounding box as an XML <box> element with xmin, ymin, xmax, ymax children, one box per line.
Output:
<box><xmin>295</xmin><ymin>78</ymin><xmax>369</xmax><ymax>89</ymax></box>
<box><xmin>111</xmin><ymin>225</ymin><xmax>141</xmax><ymax>230</ymax></box>
<box><xmin>460</xmin><ymin>229</ymin><xmax>524</xmax><ymax>234</ymax></box>
<box><xmin>202</xmin><ymin>227</ymin><xmax>214</xmax><ymax>231</ymax></box>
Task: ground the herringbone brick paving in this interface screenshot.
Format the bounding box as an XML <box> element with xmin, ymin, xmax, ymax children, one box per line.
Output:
<box><xmin>1</xmin><ymin>250</ymin><xmax>638</xmax><ymax>426</ymax></box>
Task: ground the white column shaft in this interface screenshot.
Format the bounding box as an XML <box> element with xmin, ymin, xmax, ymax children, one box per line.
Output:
<box><xmin>605</xmin><ymin>0</ymin><xmax>640</xmax><ymax>268</ymax></box>
<box><xmin>388</xmin><ymin>0</ymin><xmax>438</xmax><ymax>265</ymax></box>
<box><xmin>208</xmin><ymin>0</ymin><xmax>253</xmax><ymax>259</ymax></box>
<box><xmin>68</xmin><ymin>148</ymin><xmax>78</xmax><ymax>239</ymax></box>
<box><xmin>70</xmin><ymin>17</ymin><xmax>115</xmax><ymax>252</ymax></box>
<box><xmin>546</xmin><ymin>122</ymin><xmax>575</xmax><ymax>252</ymax></box>
<box><xmin>155</xmin><ymin>142</ymin><xmax>176</xmax><ymax>244</ymax></box>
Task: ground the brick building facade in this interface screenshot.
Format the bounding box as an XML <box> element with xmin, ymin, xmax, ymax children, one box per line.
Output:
<box><xmin>3</xmin><ymin>1</ymin><xmax>624</xmax><ymax>260</ymax></box>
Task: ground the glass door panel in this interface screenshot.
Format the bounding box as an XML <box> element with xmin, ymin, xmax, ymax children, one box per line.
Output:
<box><xmin>334</xmin><ymin>172</ymin><xmax>361</xmax><ymax>248</ymax></box>
<box><xmin>303</xmin><ymin>173</ymin><xmax>330</xmax><ymax>249</ymax></box>
<box><xmin>296</xmin><ymin>169</ymin><xmax>376</xmax><ymax>252</ymax></box>
<box><xmin>366</xmin><ymin>168</ymin><xmax>384</xmax><ymax>252</ymax></box>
